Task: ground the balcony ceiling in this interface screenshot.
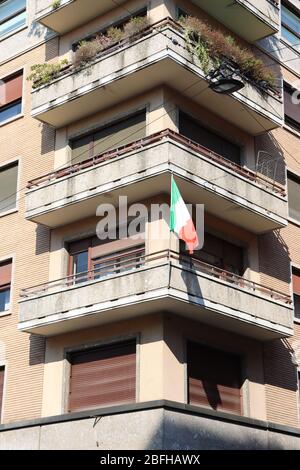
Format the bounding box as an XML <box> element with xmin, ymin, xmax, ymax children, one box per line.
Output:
<box><xmin>192</xmin><ymin>0</ymin><xmax>279</xmax><ymax>42</ymax></box>
<box><xmin>32</xmin><ymin>58</ymin><xmax>282</xmax><ymax>134</ymax></box>
<box><xmin>37</xmin><ymin>0</ymin><xmax>127</xmax><ymax>34</ymax></box>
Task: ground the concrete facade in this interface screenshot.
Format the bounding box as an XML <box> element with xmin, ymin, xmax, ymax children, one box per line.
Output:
<box><xmin>0</xmin><ymin>402</ymin><xmax>299</xmax><ymax>450</ymax></box>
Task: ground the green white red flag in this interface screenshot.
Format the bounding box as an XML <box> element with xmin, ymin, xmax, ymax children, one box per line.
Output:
<box><xmin>170</xmin><ymin>176</ymin><xmax>199</xmax><ymax>254</ymax></box>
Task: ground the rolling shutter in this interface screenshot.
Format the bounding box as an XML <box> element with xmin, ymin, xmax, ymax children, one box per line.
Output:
<box><xmin>187</xmin><ymin>342</ymin><xmax>242</xmax><ymax>415</ymax></box>
<box><xmin>179</xmin><ymin>111</ymin><xmax>241</xmax><ymax>165</ymax></box>
<box><xmin>69</xmin><ymin>341</ymin><xmax>136</xmax><ymax>412</ymax></box>
<box><xmin>292</xmin><ymin>269</ymin><xmax>300</xmax><ymax>296</ymax></box>
<box><xmin>0</xmin><ymin>260</ymin><xmax>12</xmax><ymax>288</ymax></box>
<box><xmin>0</xmin><ymin>71</ymin><xmax>23</xmax><ymax>107</ymax></box>
<box><xmin>71</xmin><ymin>110</ymin><xmax>146</xmax><ymax>164</ymax></box>
<box><xmin>0</xmin><ymin>367</ymin><xmax>4</xmax><ymax>422</ymax></box>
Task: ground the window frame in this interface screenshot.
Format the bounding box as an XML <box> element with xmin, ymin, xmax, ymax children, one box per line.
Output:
<box><xmin>69</xmin><ymin>108</ymin><xmax>147</xmax><ymax>165</ymax></box>
<box><xmin>281</xmin><ymin>2</ymin><xmax>300</xmax><ymax>52</ymax></box>
<box><xmin>68</xmin><ymin>233</ymin><xmax>145</xmax><ymax>284</ymax></box>
<box><xmin>0</xmin><ymin>256</ymin><xmax>13</xmax><ymax>316</ymax></box>
<box><xmin>284</xmin><ymin>82</ymin><xmax>300</xmax><ymax>131</ymax></box>
<box><xmin>292</xmin><ymin>266</ymin><xmax>300</xmax><ymax>322</ymax></box>
<box><xmin>185</xmin><ymin>339</ymin><xmax>245</xmax><ymax>416</ymax></box>
<box><xmin>0</xmin><ymin>365</ymin><xmax>5</xmax><ymax>424</ymax></box>
<box><xmin>0</xmin><ymin>69</ymin><xmax>24</xmax><ymax>126</ymax></box>
<box><xmin>287</xmin><ymin>171</ymin><xmax>300</xmax><ymax>224</ymax></box>
<box><xmin>63</xmin><ymin>335</ymin><xmax>139</xmax><ymax>414</ymax></box>
<box><xmin>0</xmin><ymin>158</ymin><xmax>20</xmax><ymax>217</ymax></box>
<box><xmin>0</xmin><ymin>0</ymin><xmax>27</xmax><ymax>40</ymax></box>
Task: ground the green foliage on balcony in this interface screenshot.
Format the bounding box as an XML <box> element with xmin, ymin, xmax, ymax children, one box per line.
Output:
<box><xmin>180</xmin><ymin>16</ymin><xmax>276</xmax><ymax>91</ymax></box>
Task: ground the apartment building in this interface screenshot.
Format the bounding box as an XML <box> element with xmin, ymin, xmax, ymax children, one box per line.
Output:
<box><xmin>0</xmin><ymin>0</ymin><xmax>299</xmax><ymax>450</ymax></box>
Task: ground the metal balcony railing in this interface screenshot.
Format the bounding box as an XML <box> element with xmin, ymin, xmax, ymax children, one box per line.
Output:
<box><xmin>27</xmin><ymin>129</ymin><xmax>286</xmax><ymax>196</ymax></box>
<box><xmin>20</xmin><ymin>249</ymin><xmax>291</xmax><ymax>304</ymax></box>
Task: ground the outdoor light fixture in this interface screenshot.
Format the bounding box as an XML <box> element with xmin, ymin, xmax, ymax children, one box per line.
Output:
<box><xmin>207</xmin><ymin>58</ymin><xmax>245</xmax><ymax>95</ymax></box>
<box><xmin>209</xmin><ymin>77</ymin><xmax>245</xmax><ymax>94</ymax></box>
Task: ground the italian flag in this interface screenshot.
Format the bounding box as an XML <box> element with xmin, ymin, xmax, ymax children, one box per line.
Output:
<box><xmin>170</xmin><ymin>176</ymin><xmax>199</xmax><ymax>254</ymax></box>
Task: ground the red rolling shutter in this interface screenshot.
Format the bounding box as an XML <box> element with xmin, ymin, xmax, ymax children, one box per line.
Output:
<box><xmin>0</xmin><ymin>260</ymin><xmax>12</xmax><ymax>287</ymax></box>
<box><xmin>292</xmin><ymin>269</ymin><xmax>300</xmax><ymax>296</ymax></box>
<box><xmin>0</xmin><ymin>72</ymin><xmax>23</xmax><ymax>107</ymax></box>
<box><xmin>0</xmin><ymin>367</ymin><xmax>4</xmax><ymax>422</ymax></box>
<box><xmin>187</xmin><ymin>342</ymin><xmax>242</xmax><ymax>415</ymax></box>
<box><xmin>68</xmin><ymin>341</ymin><xmax>136</xmax><ymax>412</ymax></box>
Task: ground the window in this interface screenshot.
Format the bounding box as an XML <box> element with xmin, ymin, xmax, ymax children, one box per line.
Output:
<box><xmin>284</xmin><ymin>83</ymin><xmax>300</xmax><ymax>131</ymax></box>
<box><xmin>0</xmin><ymin>260</ymin><xmax>12</xmax><ymax>312</ymax></box>
<box><xmin>0</xmin><ymin>366</ymin><xmax>4</xmax><ymax>422</ymax></box>
<box><xmin>71</xmin><ymin>110</ymin><xmax>146</xmax><ymax>164</ymax></box>
<box><xmin>187</xmin><ymin>341</ymin><xmax>243</xmax><ymax>415</ymax></box>
<box><xmin>179</xmin><ymin>111</ymin><xmax>241</xmax><ymax>165</ymax></box>
<box><xmin>183</xmin><ymin>231</ymin><xmax>245</xmax><ymax>276</ymax></box>
<box><xmin>292</xmin><ymin>268</ymin><xmax>300</xmax><ymax>320</ymax></box>
<box><xmin>0</xmin><ymin>71</ymin><xmax>23</xmax><ymax>124</ymax></box>
<box><xmin>0</xmin><ymin>162</ymin><xmax>18</xmax><ymax>214</ymax></box>
<box><xmin>0</xmin><ymin>0</ymin><xmax>26</xmax><ymax>38</ymax></box>
<box><xmin>288</xmin><ymin>173</ymin><xmax>300</xmax><ymax>222</ymax></box>
<box><xmin>281</xmin><ymin>3</ymin><xmax>300</xmax><ymax>52</ymax></box>
<box><xmin>68</xmin><ymin>341</ymin><xmax>136</xmax><ymax>412</ymax></box>
<box><xmin>68</xmin><ymin>233</ymin><xmax>145</xmax><ymax>283</ymax></box>
<box><xmin>72</xmin><ymin>8</ymin><xmax>147</xmax><ymax>51</ymax></box>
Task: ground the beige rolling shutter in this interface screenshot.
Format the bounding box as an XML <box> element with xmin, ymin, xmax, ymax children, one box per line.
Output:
<box><xmin>187</xmin><ymin>341</ymin><xmax>243</xmax><ymax>415</ymax></box>
<box><xmin>69</xmin><ymin>341</ymin><xmax>136</xmax><ymax>412</ymax></box>
<box><xmin>0</xmin><ymin>367</ymin><xmax>4</xmax><ymax>422</ymax></box>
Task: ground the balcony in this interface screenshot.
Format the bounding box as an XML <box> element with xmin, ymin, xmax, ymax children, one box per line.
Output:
<box><xmin>25</xmin><ymin>130</ymin><xmax>287</xmax><ymax>233</ymax></box>
<box><xmin>35</xmin><ymin>0</ymin><xmax>127</xmax><ymax>34</ymax></box>
<box><xmin>19</xmin><ymin>249</ymin><xmax>293</xmax><ymax>339</ymax></box>
<box><xmin>30</xmin><ymin>20</ymin><xmax>283</xmax><ymax>133</ymax></box>
<box><xmin>192</xmin><ymin>0</ymin><xmax>280</xmax><ymax>42</ymax></box>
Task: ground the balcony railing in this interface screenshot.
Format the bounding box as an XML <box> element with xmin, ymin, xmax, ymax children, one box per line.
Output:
<box><xmin>20</xmin><ymin>249</ymin><xmax>291</xmax><ymax>304</ymax></box>
<box><xmin>26</xmin><ymin>129</ymin><xmax>285</xmax><ymax>196</ymax></box>
<box><xmin>30</xmin><ymin>18</ymin><xmax>280</xmax><ymax>97</ymax></box>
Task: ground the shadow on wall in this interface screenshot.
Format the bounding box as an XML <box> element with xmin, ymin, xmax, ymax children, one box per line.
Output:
<box><xmin>35</xmin><ymin>224</ymin><xmax>51</xmax><ymax>256</ymax></box>
<box><xmin>29</xmin><ymin>334</ymin><xmax>46</xmax><ymax>366</ymax></box>
<box><xmin>263</xmin><ymin>338</ymin><xmax>298</xmax><ymax>393</ymax></box>
<box><xmin>147</xmin><ymin>411</ymin><xmax>285</xmax><ymax>450</ymax></box>
<box><xmin>254</xmin><ymin>132</ymin><xmax>286</xmax><ymax>186</ymax></box>
<box><xmin>258</xmin><ymin>229</ymin><xmax>291</xmax><ymax>286</ymax></box>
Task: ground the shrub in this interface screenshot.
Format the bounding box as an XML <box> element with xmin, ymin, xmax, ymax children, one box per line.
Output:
<box><xmin>27</xmin><ymin>59</ymin><xmax>69</xmax><ymax>88</ymax></box>
<box><xmin>180</xmin><ymin>16</ymin><xmax>276</xmax><ymax>89</ymax></box>
<box><xmin>73</xmin><ymin>35</ymin><xmax>112</xmax><ymax>67</ymax></box>
<box><xmin>51</xmin><ymin>0</ymin><xmax>61</xmax><ymax>10</ymax></box>
<box><xmin>123</xmin><ymin>16</ymin><xmax>149</xmax><ymax>39</ymax></box>
<box><xmin>106</xmin><ymin>26</ymin><xmax>124</xmax><ymax>43</ymax></box>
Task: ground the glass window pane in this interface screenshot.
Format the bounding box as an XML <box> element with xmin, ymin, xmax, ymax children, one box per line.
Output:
<box><xmin>294</xmin><ymin>294</ymin><xmax>300</xmax><ymax>320</ymax></box>
<box><xmin>282</xmin><ymin>5</ymin><xmax>300</xmax><ymax>36</ymax></box>
<box><xmin>282</xmin><ymin>26</ymin><xmax>300</xmax><ymax>52</ymax></box>
<box><xmin>288</xmin><ymin>175</ymin><xmax>300</xmax><ymax>222</ymax></box>
<box><xmin>0</xmin><ymin>100</ymin><xmax>22</xmax><ymax>123</ymax></box>
<box><xmin>0</xmin><ymin>288</ymin><xmax>10</xmax><ymax>312</ymax></box>
<box><xmin>0</xmin><ymin>0</ymin><xmax>25</xmax><ymax>20</ymax></box>
<box><xmin>0</xmin><ymin>10</ymin><xmax>26</xmax><ymax>36</ymax></box>
<box><xmin>74</xmin><ymin>251</ymin><xmax>89</xmax><ymax>275</ymax></box>
<box><xmin>0</xmin><ymin>162</ymin><xmax>18</xmax><ymax>214</ymax></box>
